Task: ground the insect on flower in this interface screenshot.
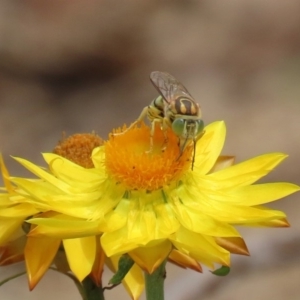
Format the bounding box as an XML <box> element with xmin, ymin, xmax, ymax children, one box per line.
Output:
<box><xmin>119</xmin><ymin>71</ymin><xmax>205</xmax><ymax>168</ymax></box>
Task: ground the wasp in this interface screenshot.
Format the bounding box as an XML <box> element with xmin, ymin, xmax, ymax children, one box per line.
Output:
<box><xmin>119</xmin><ymin>71</ymin><xmax>204</xmax><ymax>168</ymax></box>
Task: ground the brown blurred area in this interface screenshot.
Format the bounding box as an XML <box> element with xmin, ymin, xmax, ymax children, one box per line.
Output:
<box><xmin>1</xmin><ymin>1</ymin><xmax>300</xmax><ymax>299</ymax></box>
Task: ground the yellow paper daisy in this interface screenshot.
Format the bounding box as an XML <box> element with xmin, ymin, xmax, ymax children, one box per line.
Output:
<box><xmin>8</xmin><ymin>122</ymin><xmax>299</xmax><ymax>277</ymax></box>
<box><xmin>0</xmin><ymin>134</ymin><xmax>144</xmax><ymax>299</ymax></box>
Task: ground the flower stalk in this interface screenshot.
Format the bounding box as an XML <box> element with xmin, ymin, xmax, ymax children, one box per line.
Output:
<box><xmin>82</xmin><ymin>277</ymin><xmax>105</xmax><ymax>300</ymax></box>
<box><xmin>144</xmin><ymin>260</ymin><xmax>167</xmax><ymax>300</ymax></box>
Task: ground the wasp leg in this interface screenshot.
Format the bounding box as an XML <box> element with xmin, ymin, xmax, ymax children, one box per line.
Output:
<box><xmin>160</xmin><ymin>117</ymin><xmax>172</xmax><ymax>151</ymax></box>
<box><xmin>113</xmin><ymin>106</ymin><xmax>149</xmax><ymax>136</ymax></box>
<box><xmin>148</xmin><ymin>118</ymin><xmax>163</xmax><ymax>152</ymax></box>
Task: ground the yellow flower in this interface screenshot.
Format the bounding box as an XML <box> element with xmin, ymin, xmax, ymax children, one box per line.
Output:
<box><xmin>0</xmin><ymin>134</ymin><xmax>144</xmax><ymax>299</ymax></box>
<box><xmin>0</xmin><ymin>154</ymin><xmax>51</xmax><ymax>290</ymax></box>
<box><xmin>8</xmin><ymin>122</ymin><xmax>299</xmax><ymax>277</ymax></box>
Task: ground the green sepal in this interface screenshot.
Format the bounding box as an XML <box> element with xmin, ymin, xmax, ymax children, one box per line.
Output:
<box><xmin>211</xmin><ymin>266</ymin><xmax>230</xmax><ymax>276</ymax></box>
<box><xmin>109</xmin><ymin>254</ymin><xmax>134</xmax><ymax>285</ymax></box>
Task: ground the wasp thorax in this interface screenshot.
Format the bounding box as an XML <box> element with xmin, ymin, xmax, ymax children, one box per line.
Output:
<box><xmin>173</xmin><ymin>98</ymin><xmax>199</xmax><ymax>116</ymax></box>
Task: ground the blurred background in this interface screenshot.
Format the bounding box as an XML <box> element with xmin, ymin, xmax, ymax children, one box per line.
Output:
<box><xmin>1</xmin><ymin>0</ymin><xmax>300</xmax><ymax>299</ymax></box>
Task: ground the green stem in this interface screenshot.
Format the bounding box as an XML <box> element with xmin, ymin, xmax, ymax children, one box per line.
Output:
<box><xmin>0</xmin><ymin>271</ymin><xmax>26</xmax><ymax>287</ymax></box>
<box><xmin>0</xmin><ymin>268</ymin><xmax>105</xmax><ymax>300</ymax></box>
<box><xmin>82</xmin><ymin>276</ymin><xmax>105</xmax><ymax>300</ymax></box>
<box><xmin>144</xmin><ymin>260</ymin><xmax>167</xmax><ymax>300</ymax></box>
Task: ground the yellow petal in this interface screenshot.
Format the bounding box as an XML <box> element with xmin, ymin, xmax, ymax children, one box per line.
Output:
<box><xmin>227</xmin><ymin>183</ymin><xmax>300</xmax><ymax>206</ymax></box>
<box><xmin>171</xmin><ymin>200</ymin><xmax>240</xmax><ymax>237</ymax></box>
<box><xmin>0</xmin><ymin>154</ymin><xmax>14</xmax><ymax>192</ymax></box>
<box><xmin>43</xmin><ymin>153</ymin><xmax>106</xmax><ymax>188</ymax></box>
<box><xmin>176</xmin><ymin>187</ymin><xmax>287</xmax><ymax>224</ymax></box>
<box><xmin>101</xmin><ymin>228</ymin><xmax>138</xmax><ymax>257</ymax></box>
<box><xmin>102</xmin><ymin>199</ymin><xmax>177</xmax><ymax>257</ymax></box>
<box><xmin>129</xmin><ymin>241</ymin><xmax>172</xmax><ymax>273</ymax></box>
<box><xmin>243</xmin><ymin>207</ymin><xmax>290</xmax><ymax>228</ymax></box>
<box><xmin>104</xmin><ymin>199</ymin><xmax>131</xmax><ymax>232</ymax></box>
<box><xmin>0</xmin><ymin>218</ymin><xmax>24</xmax><ymax>245</ymax></box>
<box><xmin>208</xmin><ymin>153</ymin><xmax>288</xmax><ymax>187</ymax></box>
<box><xmin>25</xmin><ymin>236</ymin><xmax>60</xmax><ymax>290</ymax></box>
<box><xmin>126</xmin><ymin>204</ymin><xmax>157</xmax><ymax>242</ymax></box>
<box><xmin>0</xmin><ymin>194</ymin><xmax>15</xmax><ymax>208</ymax></box>
<box><xmin>170</xmin><ymin>227</ymin><xmax>230</xmax><ymax>269</ymax></box>
<box><xmin>63</xmin><ymin>236</ymin><xmax>96</xmax><ymax>281</ymax></box>
<box><xmin>13</xmin><ymin>176</ymin><xmax>101</xmax><ymax>204</ymax></box>
<box><xmin>101</xmin><ymin>226</ymin><xmax>168</xmax><ymax>257</ymax></box>
<box><xmin>168</xmin><ymin>249</ymin><xmax>202</xmax><ymax>272</ymax></box>
<box><xmin>235</xmin><ymin>205</ymin><xmax>287</xmax><ymax>225</ymax></box>
<box><xmin>0</xmin><ymin>235</ymin><xmax>26</xmax><ymax>265</ymax></box>
<box><xmin>88</xmin><ymin>180</ymin><xmax>125</xmax><ymax>221</ymax></box>
<box><xmin>0</xmin><ymin>203</ymin><xmax>39</xmax><ymax>218</ymax></box>
<box><xmin>12</xmin><ymin>157</ymin><xmax>72</xmax><ymax>193</ymax></box>
<box><xmin>253</xmin><ymin>218</ymin><xmax>290</xmax><ymax>227</ymax></box>
<box><xmin>105</xmin><ymin>197</ymin><xmax>172</xmax><ymax>248</ymax></box>
<box><xmin>90</xmin><ymin>236</ymin><xmax>105</xmax><ymax>287</ymax></box>
<box><xmin>28</xmin><ymin>215</ymin><xmax>103</xmax><ymax>239</ymax></box>
<box><xmin>194</xmin><ymin>121</ymin><xmax>226</xmax><ymax>174</ymax></box>
<box><xmin>209</xmin><ymin>156</ymin><xmax>235</xmax><ymax>173</ymax></box>
<box><xmin>108</xmin><ymin>255</ymin><xmax>144</xmax><ymax>300</ymax></box>
<box><xmin>11</xmin><ymin>178</ymin><xmax>102</xmax><ymax>219</ymax></box>
<box><xmin>154</xmin><ymin>202</ymin><xmax>180</xmax><ymax>237</ymax></box>
<box><xmin>91</xmin><ymin>147</ymin><xmax>105</xmax><ymax>169</ymax></box>
<box><xmin>215</xmin><ymin>237</ymin><xmax>249</xmax><ymax>256</ymax></box>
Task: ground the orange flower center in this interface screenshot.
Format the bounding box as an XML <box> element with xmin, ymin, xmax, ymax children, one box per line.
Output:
<box><xmin>105</xmin><ymin>123</ymin><xmax>193</xmax><ymax>191</ymax></box>
<box><xmin>54</xmin><ymin>133</ymin><xmax>103</xmax><ymax>168</ymax></box>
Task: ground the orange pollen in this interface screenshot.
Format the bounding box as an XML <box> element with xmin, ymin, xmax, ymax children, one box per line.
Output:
<box><xmin>105</xmin><ymin>123</ymin><xmax>193</xmax><ymax>191</ymax></box>
<box><xmin>53</xmin><ymin>133</ymin><xmax>103</xmax><ymax>168</ymax></box>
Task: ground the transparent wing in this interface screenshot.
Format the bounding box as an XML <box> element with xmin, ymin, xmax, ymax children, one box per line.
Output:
<box><xmin>150</xmin><ymin>71</ymin><xmax>195</xmax><ymax>104</ymax></box>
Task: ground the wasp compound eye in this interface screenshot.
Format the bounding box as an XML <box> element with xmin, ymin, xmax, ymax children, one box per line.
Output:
<box><xmin>172</xmin><ymin>118</ymin><xmax>186</xmax><ymax>136</ymax></box>
<box><xmin>196</xmin><ymin>119</ymin><xmax>205</xmax><ymax>136</ymax></box>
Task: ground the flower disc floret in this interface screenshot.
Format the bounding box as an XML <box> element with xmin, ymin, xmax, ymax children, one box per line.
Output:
<box><xmin>104</xmin><ymin>124</ymin><xmax>193</xmax><ymax>191</ymax></box>
<box><xmin>53</xmin><ymin>133</ymin><xmax>103</xmax><ymax>168</ymax></box>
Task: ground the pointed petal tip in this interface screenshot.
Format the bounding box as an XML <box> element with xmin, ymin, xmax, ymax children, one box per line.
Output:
<box><xmin>215</xmin><ymin>237</ymin><xmax>250</xmax><ymax>256</ymax></box>
<box><xmin>256</xmin><ymin>218</ymin><xmax>291</xmax><ymax>228</ymax></box>
<box><xmin>28</xmin><ymin>278</ymin><xmax>37</xmax><ymax>291</ymax></box>
<box><xmin>272</xmin><ymin>152</ymin><xmax>289</xmax><ymax>161</ymax></box>
<box><xmin>274</xmin><ymin>218</ymin><xmax>291</xmax><ymax>228</ymax></box>
<box><xmin>27</xmin><ymin>269</ymin><xmax>44</xmax><ymax>291</ymax></box>
<box><xmin>168</xmin><ymin>250</ymin><xmax>202</xmax><ymax>272</ymax></box>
